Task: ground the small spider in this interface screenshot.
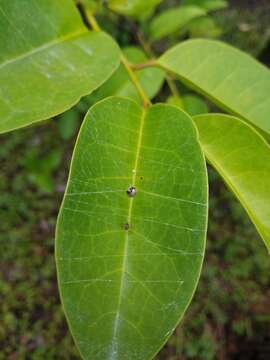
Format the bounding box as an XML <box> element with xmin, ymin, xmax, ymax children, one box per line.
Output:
<box><xmin>126</xmin><ymin>186</ymin><xmax>137</xmax><ymax>198</ymax></box>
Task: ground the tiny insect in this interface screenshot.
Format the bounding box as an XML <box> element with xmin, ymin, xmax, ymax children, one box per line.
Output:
<box><xmin>126</xmin><ymin>185</ymin><xmax>137</xmax><ymax>198</ymax></box>
<box><xmin>123</xmin><ymin>223</ymin><xmax>129</xmax><ymax>231</ymax></box>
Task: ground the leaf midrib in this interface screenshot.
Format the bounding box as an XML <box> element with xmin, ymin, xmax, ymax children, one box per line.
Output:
<box><xmin>110</xmin><ymin>107</ymin><xmax>147</xmax><ymax>356</ymax></box>
<box><xmin>0</xmin><ymin>28</ymin><xmax>87</xmax><ymax>70</ymax></box>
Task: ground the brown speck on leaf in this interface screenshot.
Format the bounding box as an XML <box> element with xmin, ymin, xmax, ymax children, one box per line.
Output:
<box><xmin>123</xmin><ymin>223</ymin><xmax>129</xmax><ymax>231</ymax></box>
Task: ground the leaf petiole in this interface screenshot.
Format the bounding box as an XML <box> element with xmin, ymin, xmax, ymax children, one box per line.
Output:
<box><xmin>86</xmin><ymin>12</ymin><xmax>151</xmax><ymax>108</ymax></box>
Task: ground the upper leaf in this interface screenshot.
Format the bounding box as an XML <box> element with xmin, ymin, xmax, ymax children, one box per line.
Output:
<box><xmin>149</xmin><ymin>5</ymin><xmax>206</xmax><ymax>41</ymax></box>
<box><xmin>194</xmin><ymin>113</ymin><xmax>270</xmax><ymax>252</ymax></box>
<box><xmin>186</xmin><ymin>16</ymin><xmax>223</xmax><ymax>38</ymax></box>
<box><xmin>158</xmin><ymin>39</ymin><xmax>270</xmax><ymax>135</ymax></box>
<box><xmin>109</xmin><ymin>0</ymin><xmax>162</xmax><ymax>17</ymax></box>
<box><xmin>79</xmin><ymin>0</ymin><xmax>101</xmax><ymax>12</ymax></box>
<box><xmin>56</xmin><ymin>97</ymin><xmax>208</xmax><ymax>360</ymax></box>
<box><xmin>0</xmin><ymin>0</ymin><xmax>120</xmax><ymax>133</ymax></box>
<box><xmin>182</xmin><ymin>0</ymin><xmax>228</xmax><ymax>11</ymax></box>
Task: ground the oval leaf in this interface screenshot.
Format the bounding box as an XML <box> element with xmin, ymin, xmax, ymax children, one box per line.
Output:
<box><xmin>56</xmin><ymin>97</ymin><xmax>208</xmax><ymax>359</ymax></box>
<box><xmin>158</xmin><ymin>39</ymin><xmax>270</xmax><ymax>135</ymax></box>
<box><xmin>194</xmin><ymin>113</ymin><xmax>270</xmax><ymax>252</ymax></box>
<box><xmin>0</xmin><ymin>0</ymin><xmax>120</xmax><ymax>133</ymax></box>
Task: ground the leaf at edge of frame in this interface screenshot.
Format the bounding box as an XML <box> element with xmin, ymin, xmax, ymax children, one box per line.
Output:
<box><xmin>149</xmin><ymin>5</ymin><xmax>206</xmax><ymax>41</ymax></box>
<box><xmin>194</xmin><ymin>113</ymin><xmax>270</xmax><ymax>253</ymax></box>
<box><xmin>0</xmin><ymin>0</ymin><xmax>120</xmax><ymax>134</ymax></box>
<box><xmin>158</xmin><ymin>39</ymin><xmax>270</xmax><ymax>135</ymax></box>
<box><xmin>56</xmin><ymin>97</ymin><xmax>208</xmax><ymax>360</ymax></box>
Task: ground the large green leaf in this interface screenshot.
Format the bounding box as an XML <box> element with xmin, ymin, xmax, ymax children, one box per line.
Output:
<box><xmin>194</xmin><ymin>114</ymin><xmax>270</xmax><ymax>252</ymax></box>
<box><xmin>149</xmin><ymin>5</ymin><xmax>206</xmax><ymax>40</ymax></box>
<box><xmin>0</xmin><ymin>0</ymin><xmax>120</xmax><ymax>134</ymax></box>
<box><xmin>83</xmin><ymin>47</ymin><xmax>164</xmax><ymax>106</ymax></box>
<box><xmin>56</xmin><ymin>97</ymin><xmax>208</xmax><ymax>359</ymax></box>
<box><xmin>158</xmin><ymin>39</ymin><xmax>270</xmax><ymax>135</ymax></box>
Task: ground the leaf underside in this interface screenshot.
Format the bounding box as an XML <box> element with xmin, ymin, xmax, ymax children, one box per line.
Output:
<box><xmin>56</xmin><ymin>97</ymin><xmax>208</xmax><ymax>360</ymax></box>
<box><xmin>158</xmin><ymin>39</ymin><xmax>270</xmax><ymax>135</ymax></box>
<box><xmin>194</xmin><ymin>113</ymin><xmax>270</xmax><ymax>252</ymax></box>
<box><xmin>0</xmin><ymin>0</ymin><xmax>120</xmax><ymax>133</ymax></box>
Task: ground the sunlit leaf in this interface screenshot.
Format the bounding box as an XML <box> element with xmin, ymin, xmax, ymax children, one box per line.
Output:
<box><xmin>194</xmin><ymin>113</ymin><xmax>270</xmax><ymax>252</ymax></box>
<box><xmin>158</xmin><ymin>39</ymin><xmax>270</xmax><ymax>135</ymax></box>
<box><xmin>56</xmin><ymin>97</ymin><xmax>208</xmax><ymax>359</ymax></box>
<box><xmin>149</xmin><ymin>5</ymin><xmax>206</xmax><ymax>40</ymax></box>
<box><xmin>0</xmin><ymin>0</ymin><xmax>120</xmax><ymax>134</ymax></box>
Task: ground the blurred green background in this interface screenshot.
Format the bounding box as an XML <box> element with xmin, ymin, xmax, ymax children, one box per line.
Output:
<box><xmin>1</xmin><ymin>1</ymin><xmax>270</xmax><ymax>359</ymax></box>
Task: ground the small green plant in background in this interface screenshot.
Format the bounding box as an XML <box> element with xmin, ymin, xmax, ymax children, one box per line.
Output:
<box><xmin>1</xmin><ymin>1</ymin><xmax>270</xmax><ymax>359</ymax></box>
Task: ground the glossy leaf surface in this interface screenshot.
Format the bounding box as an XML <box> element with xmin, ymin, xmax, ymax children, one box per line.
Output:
<box><xmin>158</xmin><ymin>39</ymin><xmax>270</xmax><ymax>135</ymax></box>
<box><xmin>56</xmin><ymin>97</ymin><xmax>208</xmax><ymax>359</ymax></box>
<box><xmin>150</xmin><ymin>5</ymin><xmax>206</xmax><ymax>40</ymax></box>
<box><xmin>0</xmin><ymin>0</ymin><xmax>120</xmax><ymax>133</ymax></box>
<box><xmin>194</xmin><ymin>114</ymin><xmax>270</xmax><ymax>252</ymax></box>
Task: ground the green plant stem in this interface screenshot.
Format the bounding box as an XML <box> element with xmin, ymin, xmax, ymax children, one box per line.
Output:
<box><xmin>86</xmin><ymin>11</ymin><xmax>101</xmax><ymax>31</ymax></box>
<box><xmin>135</xmin><ymin>30</ymin><xmax>181</xmax><ymax>100</ymax></box>
<box><xmin>166</xmin><ymin>76</ymin><xmax>181</xmax><ymax>98</ymax></box>
<box><xmin>120</xmin><ymin>55</ymin><xmax>151</xmax><ymax>107</ymax></box>
<box><xmin>137</xmin><ymin>32</ymin><xmax>155</xmax><ymax>58</ymax></box>
<box><xmin>85</xmin><ymin>12</ymin><xmax>151</xmax><ymax>108</ymax></box>
<box><xmin>130</xmin><ymin>59</ymin><xmax>157</xmax><ymax>70</ymax></box>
